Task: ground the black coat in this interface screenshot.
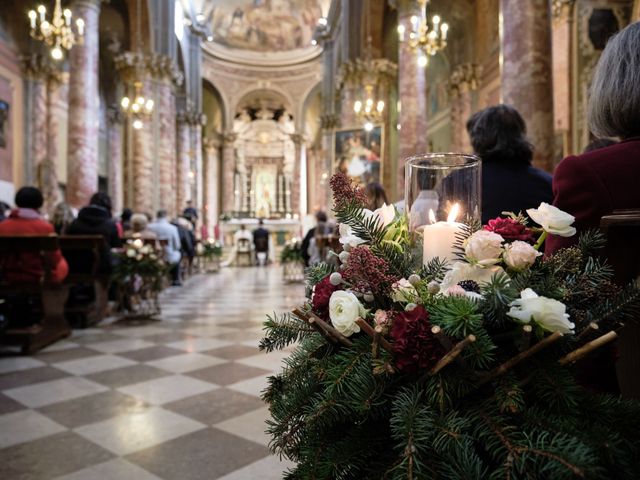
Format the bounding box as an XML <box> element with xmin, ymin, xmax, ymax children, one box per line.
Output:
<box><xmin>481</xmin><ymin>162</ymin><xmax>552</xmax><ymax>224</ymax></box>
<box><xmin>65</xmin><ymin>205</ymin><xmax>122</xmax><ymax>274</ymax></box>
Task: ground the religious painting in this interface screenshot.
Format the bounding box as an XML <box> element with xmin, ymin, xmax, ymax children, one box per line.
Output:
<box><xmin>334</xmin><ymin>126</ymin><xmax>383</xmax><ymax>186</ymax></box>
<box><xmin>0</xmin><ymin>100</ymin><xmax>8</xmax><ymax>149</ymax></box>
<box><xmin>253</xmin><ymin>164</ymin><xmax>278</xmax><ymax>218</ymax></box>
<box><xmin>210</xmin><ymin>0</ymin><xmax>322</xmax><ymax>52</ymax></box>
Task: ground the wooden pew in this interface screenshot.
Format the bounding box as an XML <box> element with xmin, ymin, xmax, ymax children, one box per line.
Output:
<box><xmin>600</xmin><ymin>210</ymin><xmax>640</xmax><ymax>399</ymax></box>
<box><xmin>0</xmin><ymin>235</ymin><xmax>70</xmax><ymax>354</ymax></box>
<box><xmin>59</xmin><ymin>235</ymin><xmax>110</xmax><ymax>328</ymax></box>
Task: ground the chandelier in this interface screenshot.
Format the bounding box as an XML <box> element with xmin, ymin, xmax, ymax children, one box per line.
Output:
<box><xmin>28</xmin><ymin>0</ymin><xmax>85</xmax><ymax>61</ymax></box>
<box><xmin>397</xmin><ymin>0</ymin><xmax>448</xmax><ymax>67</ymax></box>
<box><xmin>119</xmin><ymin>0</ymin><xmax>153</xmax><ymax>129</ymax></box>
<box><xmin>353</xmin><ymin>81</ymin><xmax>384</xmax><ymax>132</ymax></box>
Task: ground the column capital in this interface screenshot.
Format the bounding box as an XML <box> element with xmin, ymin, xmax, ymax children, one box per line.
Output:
<box><xmin>204</xmin><ymin>136</ymin><xmax>222</xmax><ymax>151</ymax></box>
<box><xmin>114</xmin><ymin>52</ymin><xmax>184</xmax><ymax>87</ymax></box>
<box><xmin>222</xmin><ymin>131</ymin><xmax>237</xmax><ymax>146</ymax></box>
<box><xmin>449</xmin><ymin>63</ymin><xmax>483</xmax><ymax>97</ymax></box>
<box><xmin>290</xmin><ymin>133</ymin><xmax>306</xmax><ymax>146</ymax></box>
<box><xmin>19</xmin><ymin>54</ymin><xmax>59</xmax><ymax>81</ymax></box>
<box><xmin>177</xmin><ymin>109</ymin><xmax>205</xmax><ymax>126</ymax></box>
<box><xmin>337</xmin><ymin>58</ymin><xmax>397</xmax><ymax>89</ymax></box>
<box><xmin>552</xmin><ymin>0</ymin><xmax>576</xmax><ymax>22</ymax></box>
<box><xmin>320</xmin><ymin>113</ymin><xmax>339</xmax><ymax>130</ymax></box>
<box><xmin>106</xmin><ymin>105</ymin><xmax>125</xmax><ymax>125</ymax></box>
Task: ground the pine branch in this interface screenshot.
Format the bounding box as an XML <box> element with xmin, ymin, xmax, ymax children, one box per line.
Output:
<box><xmin>260</xmin><ymin>311</ymin><xmax>316</xmax><ymax>352</ymax></box>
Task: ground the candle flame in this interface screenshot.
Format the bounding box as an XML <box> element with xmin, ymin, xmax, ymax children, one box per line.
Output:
<box><xmin>447</xmin><ymin>203</ymin><xmax>460</xmax><ymax>223</ymax></box>
<box><xmin>428</xmin><ymin>209</ymin><xmax>436</xmax><ymax>224</ymax></box>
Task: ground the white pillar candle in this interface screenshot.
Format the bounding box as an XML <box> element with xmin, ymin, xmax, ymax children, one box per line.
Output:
<box><xmin>422</xmin><ymin>205</ymin><xmax>464</xmax><ymax>265</ymax></box>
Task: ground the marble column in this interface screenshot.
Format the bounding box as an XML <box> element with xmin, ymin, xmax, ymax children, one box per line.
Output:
<box><xmin>191</xmin><ymin>122</ymin><xmax>204</xmax><ymax>226</ymax></box>
<box><xmin>449</xmin><ymin>63</ymin><xmax>482</xmax><ymax>153</ymax></box>
<box><xmin>221</xmin><ymin>131</ymin><xmax>237</xmax><ymax>215</ymax></box>
<box><xmin>552</xmin><ymin>0</ymin><xmax>575</xmax><ymax>157</ymax></box>
<box><xmin>396</xmin><ymin>0</ymin><xmax>428</xmax><ymax>195</ymax></box>
<box><xmin>176</xmin><ymin>113</ymin><xmax>192</xmax><ymax>214</ymax></box>
<box><xmin>203</xmin><ymin>138</ymin><xmax>221</xmax><ymax>235</ymax></box>
<box><xmin>157</xmin><ymin>82</ymin><xmax>177</xmax><ymax>216</ymax></box>
<box><xmin>43</xmin><ymin>74</ymin><xmax>63</xmax><ymax>214</ymax></box>
<box><xmin>131</xmin><ymin>101</ymin><xmax>154</xmax><ymax>213</ymax></box>
<box><xmin>290</xmin><ymin>133</ymin><xmax>304</xmax><ymax>218</ymax></box>
<box><xmin>501</xmin><ymin>0</ymin><xmax>555</xmax><ymax>171</ymax></box>
<box><xmin>107</xmin><ymin>107</ymin><xmax>124</xmax><ymax>214</ymax></box>
<box><xmin>66</xmin><ymin>0</ymin><xmax>101</xmax><ymax>208</ymax></box>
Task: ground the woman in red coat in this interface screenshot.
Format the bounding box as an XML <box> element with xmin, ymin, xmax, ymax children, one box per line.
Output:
<box><xmin>0</xmin><ymin>187</ymin><xmax>68</xmax><ymax>284</ymax></box>
<box><xmin>547</xmin><ymin>22</ymin><xmax>640</xmax><ymax>254</ymax></box>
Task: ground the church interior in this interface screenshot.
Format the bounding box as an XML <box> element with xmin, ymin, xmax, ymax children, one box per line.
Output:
<box><xmin>1</xmin><ymin>0</ymin><xmax>640</xmax><ymax>479</ymax></box>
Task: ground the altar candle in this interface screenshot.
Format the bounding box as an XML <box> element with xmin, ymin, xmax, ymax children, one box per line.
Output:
<box><xmin>422</xmin><ymin>204</ymin><xmax>464</xmax><ymax>265</ymax></box>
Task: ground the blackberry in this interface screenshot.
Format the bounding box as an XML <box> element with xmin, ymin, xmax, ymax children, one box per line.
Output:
<box><xmin>457</xmin><ymin>280</ymin><xmax>481</xmax><ymax>293</ymax></box>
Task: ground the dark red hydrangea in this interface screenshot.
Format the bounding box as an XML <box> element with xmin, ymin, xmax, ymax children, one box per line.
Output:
<box><xmin>484</xmin><ymin>217</ymin><xmax>535</xmax><ymax>243</ymax></box>
<box><xmin>311</xmin><ymin>276</ymin><xmax>340</xmax><ymax>319</ymax></box>
<box><xmin>390</xmin><ymin>306</ymin><xmax>445</xmax><ymax>373</ymax></box>
<box><xmin>341</xmin><ymin>246</ymin><xmax>399</xmax><ymax>297</ymax></box>
<box><xmin>329</xmin><ymin>172</ymin><xmax>368</xmax><ymax>209</ymax></box>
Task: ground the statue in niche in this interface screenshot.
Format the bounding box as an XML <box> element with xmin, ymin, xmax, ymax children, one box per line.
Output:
<box><xmin>233</xmin><ymin>108</ymin><xmax>252</xmax><ymax>133</ymax></box>
<box><xmin>278</xmin><ymin>109</ymin><xmax>295</xmax><ymax>133</ymax></box>
<box><xmin>256</xmin><ymin>107</ymin><xmax>274</xmax><ymax>121</ymax></box>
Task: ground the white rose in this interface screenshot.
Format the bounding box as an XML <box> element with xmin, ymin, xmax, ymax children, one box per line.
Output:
<box><xmin>390</xmin><ymin>278</ymin><xmax>418</xmax><ymax>303</ymax></box>
<box><xmin>329</xmin><ymin>291</ymin><xmax>366</xmax><ymax>337</ymax></box>
<box><xmin>526</xmin><ymin>203</ymin><xmax>576</xmax><ymax>237</ymax></box>
<box><xmin>126</xmin><ymin>249</ymin><xmax>136</xmax><ymax>258</ymax></box>
<box><xmin>339</xmin><ymin>223</ymin><xmax>366</xmax><ymax>249</ymax></box>
<box><xmin>507</xmin><ymin>288</ymin><xmax>574</xmax><ymax>334</ymax></box>
<box><xmin>372</xmin><ymin>203</ymin><xmax>395</xmax><ymax>228</ymax></box>
<box><xmin>464</xmin><ymin>230</ymin><xmax>504</xmax><ymax>266</ymax></box>
<box><xmin>503</xmin><ymin>241</ymin><xmax>542</xmax><ymax>271</ymax></box>
<box><xmin>440</xmin><ymin>261</ymin><xmax>506</xmax><ymax>294</ymax></box>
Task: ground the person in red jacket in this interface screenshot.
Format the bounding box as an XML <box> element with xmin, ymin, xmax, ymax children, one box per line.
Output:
<box><xmin>0</xmin><ymin>186</ymin><xmax>68</xmax><ymax>284</ymax></box>
<box><xmin>547</xmin><ymin>22</ymin><xmax>640</xmax><ymax>255</ymax></box>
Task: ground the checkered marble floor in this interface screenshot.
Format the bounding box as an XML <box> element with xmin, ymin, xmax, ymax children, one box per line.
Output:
<box><xmin>0</xmin><ymin>266</ymin><xmax>304</xmax><ymax>480</ymax></box>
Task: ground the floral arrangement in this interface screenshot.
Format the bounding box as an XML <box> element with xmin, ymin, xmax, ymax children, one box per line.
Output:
<box><xmin>198</xmin><ymin>238</ymin><xmax>223</xmax><ymax>259</ymax></box>
<box><xmin>280</xmin><ymin>238</ymin><xmax>304</xmax><ymax>264</ymax></box>
<box><xmin>113</xmin><ymin>238</ymin><xmax>167</xmax><ymax>293</ymax></box>
<box><xmin>261</xmin><ymin>173</ymin><xmax>640</xmax><ymax>479</ymax></box>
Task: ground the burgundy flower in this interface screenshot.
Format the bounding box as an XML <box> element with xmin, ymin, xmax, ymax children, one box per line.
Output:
<box><xmin>329</xmin><ymin>173</ymin><xmax>368</xmax><ymax>209</ymax></box>
<box><xmin>341</xmin><ymin>246</ymin><xmax>399</xmax><ymax>297</ymax></box>
<box><xmin>390</xmin><ymin>306</ymin><xmax>445</xmax><ymax>373</ymax></box>
<box><xmin>484</xmin><ymin>217</ymin><xmax>535</xmax><ymax>243</ymax></box>
<box><xmin>312</xmin><ymin>276</ymin><xmax>340</xmax><ymax>319</ymax></box>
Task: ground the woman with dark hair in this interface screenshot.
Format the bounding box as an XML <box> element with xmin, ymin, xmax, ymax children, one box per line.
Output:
<box><xmin>466</xmin><ymin>104</ymin><xmax>552</xmax><ymax>223</ymax></box>
<box><xmin>364</xmin><ymin>182</ymin><xmax>388</xmax><ymax>210</ymax></box>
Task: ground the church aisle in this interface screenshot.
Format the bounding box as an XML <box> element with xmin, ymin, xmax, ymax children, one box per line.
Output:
<box><xmin>0</xmin><ymin>266</ymin><xmax>302</xmax><ymax>480</ymax></box>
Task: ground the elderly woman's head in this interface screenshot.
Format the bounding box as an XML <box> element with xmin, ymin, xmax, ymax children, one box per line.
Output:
<box><xmin>130</xmin><ymin>213</ymin><xmax>149</xmax><ymax>233</ymax></box>
<box><xmin>588</xmin><ymin>22</ymin><xmax>640</xmax><ymax>140</ymax></box>
<box><xmin>466</xmin><ymin>105</ymin><xmax>533</xmax><ymax>165</ymax></box>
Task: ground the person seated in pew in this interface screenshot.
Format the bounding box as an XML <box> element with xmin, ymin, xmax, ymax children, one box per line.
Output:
<box><xmin>65</xmin><ymin>192</ymin><xmax>122</xmax><ymax>274</ymax></box>
<box><xmin>126</xmin><ymin>213</ymin><xmax>157</xmax><ymax>240</ymax></box>
<box><xmin>0</xmin><ymin>186</ymin><xmax>68</xmax><ymax>284</ymax></box>
<box><xmin>148</xmin><ymin>210</ymin><xmax>182</xmax><ymax>286</ymax></box>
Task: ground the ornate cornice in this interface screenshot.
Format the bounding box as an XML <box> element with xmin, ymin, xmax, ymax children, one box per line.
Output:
<box><xmin>19</xmin><ymin>54</ymin><xmax>60</xmax><ymax>81</ymax></box>
<box><xmin>177</xmin><ymin>109</ymin><xmax>205</xmax><ymax>126</ymax></box>
<box><xmin>320</xmin><ymin>113</ymin><xmax>339</xmax><ymax>130</ymax></box>
<box><xmin>114</xmin><ymin>51</ymin><xmax>183</xmax><ymax>87</ymax></box>
<box><xmin>449</xmin><ymin>63</ymin><xmax>483</xmax><ymax>97</ymax></box>
<box><xmin>337</xmin><ymin>58</ymin><xmax>398</xmax><ymax>89</ymax></box>
<box><xmin>222</xmin><ymin>131</ymin><xmax>238</xmax><ymax>146</ymax></box>
<box><xmin>552</xmin><ymin>0</ymin><xmax>576</xmax><ymax>22</ymax></box>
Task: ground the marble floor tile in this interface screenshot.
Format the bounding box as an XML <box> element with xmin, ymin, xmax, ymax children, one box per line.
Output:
<box><xmin>4</xmin><ymin>377</ymin><xmax>109</xmax><ymax>408</ymax></box>
<box><xmin>163</xmin><ymin>388</ymin><xmax>265</xmax><ymax>425</ymax></box>
<box><xmin>38</xmin><ymin>340</ymin><xmax>81</xmax><ymax>352</ymax></box>
<box><xmin>52</xmin><ymin>355</ymin><xmax>137</xmax><ymax>376</ymax></box>
<box><xmin>74</xmin><ymin>407</ymin><xmax>205</xmax><ymax>456</ymax></box>
<box><xmin>165</xmin><ymin>337</ymin><xmax>233</xmax><ymax>353</ymax></box>
<box><xmin>0</xmin><ymin>356</ymin><xmax>45</xmax><ymax>374</ymax></box>
<box><xmin>89</xmin><ymin>338</ymin><xmax>156</xmax><ymax>354</ymax></box>
<box><xmin>34</xmin><ymin>346</ymin><xmax>103</xmax><ymax>364</ymax></box>
<box><xmin>236</xmin><ymin>350</ymin><xmax>289</xmax><ymax>372</ymax></box>
<box><xmin>226</xmin><ymin>374</ymin><xmax>270</xmax><ymax>398</ymax></box>
<box><xmin>215</xmin><ymin>454</ymin><xmax>295</xmax><ymax>480</ymax></box>
<box><xmin>85</xmin><ymin>364</ymin><xmax>171</xmax><ymax>389</ymax></box>
<box><xmin>38</xmin><ymin>390</ymin><xmax>148</xmax><ymax>429</ymax></box>
<box><xmin>213</xmin><ymin>406</ymin><xmax>271</xmax><ymax>446</ymax></box>
<box><xmin>126</xmin><ymin>427</ymin><xmax>269</xmax><ymax>480</ymax></box>
<box><xmin>0</xmin><ymin>432</ymin><xmax>114</xmax><ymax>480</ymax></box>
<box><xmin>201</xmin><ymin>344</ymin><xmax>261</xmax><ymax>360</ymax></box>
<box><xmin>117</xmin><ymin>375</ymin><xmax>217</xmax><ymax>405</ymax></box>
<box><xmin>0</xmin><ymin>410</ymin><xmax>66</xmax><ymax>449</ymax></box>
<box><xmin>0</xmin><ymin>391</ymin><xmax>25</xmax><ymax>415</ymax></box>
<box><xmin>110</xmin><ymin>326</ymin><xmax>173</xmax><ymax>337</ymax></box>
<box><xmin>185</xmin><ymin>362</ymin><xmax>271</xmax><ymax>386</ymax></box>
<box><xmin>0</xmin><ymin>365</ymin><xmax>69</xmax><ymax>390</ymax></box>
<box><xmin>145</xmin><ymin>353</ymin><xmax>227</xmax><ymax>374</ymax></box>
<box><xmin>116</xmin><ymin>346</ymin><xmax>185</xmax><ymax>362</ymax></box>
<box><xmin>53</xmin><ymin>458</ymin><xmax>162</xmax><ymax>480</ymax></box>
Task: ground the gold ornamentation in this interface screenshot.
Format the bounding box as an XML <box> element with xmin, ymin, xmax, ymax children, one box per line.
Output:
<box><xmin>28</xmin><ymin>0</ymin><xmax>84</xmax><ymax>61</ymax></box>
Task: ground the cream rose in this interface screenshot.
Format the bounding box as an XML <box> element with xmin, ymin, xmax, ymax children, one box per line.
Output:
<box><xmin>390</xmin><ymin>278</ymin><xmax>418</xmax><ymax>303</ymax></box>
<box><xmin>373</xmin><ymin>203</ymin><xmax>395</xmax><ymax>228</ymax></box>
<box><xmin>440</xmin><ymin>261</ymin><xmax>506</xmax><ymax>294</ymax></box>
<box><xmin>503</xmin><ymin>241</ymin><xmax>542</xmax><ymax>271</ymax></box>
<box><xmin>526</xmin><ymin>203</ymin><xmax>576</xmax><ymax>237</ymax></box>
<box><xmin>507</xmin><ymin>288</ymin><xmax>574</xmax><ymax>334</ymax></box>
<box><xmin>126</xmin><ymin>249</ymin><xmax>136</xmax><ymax>258</ymax></box>
<box><xmin>339</xmin><ymin>223</ymin><xmax>366</xmax><ymax>249</ymax></box>
<box><xmin>464</xmin><ymin>230</ymin><xmax>504</xmax><ymax>266</ymax></box>
<box><xmin>329</xmin><ymin>291</ymin><xmax>366</xmax><ymax>337</ymax></box>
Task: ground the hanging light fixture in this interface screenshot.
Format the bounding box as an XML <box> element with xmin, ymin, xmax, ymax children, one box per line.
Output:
<box><xmin>120</xmin><ymin>0</ymin><xmax>153</xmax><ymax>129</ymax></box>
<box><xmin>352</xmin><ymin>0</ymin><xmax>385</xmax><ymax>128</ymax></box>
<box><xmin>397</xmin><ymin>0</ymin><xmax>448</xmax><ymax>67</ymax></box>
<box><xmin>28</xmin><ymin>0</ymin><xmax>85</xmax><ymax>61</ymax></box>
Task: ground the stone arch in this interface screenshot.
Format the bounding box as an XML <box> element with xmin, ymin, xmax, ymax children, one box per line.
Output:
<box><xmin>229</xmin><ymin>85</ymin><xmax>294</xmax><ymax>127</ymax></box>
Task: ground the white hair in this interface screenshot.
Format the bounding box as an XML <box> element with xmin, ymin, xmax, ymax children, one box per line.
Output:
<box><xmin>588</xmin><ymin>21</ymin><xmax>640</xmax><ymax>139</ymax></box>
